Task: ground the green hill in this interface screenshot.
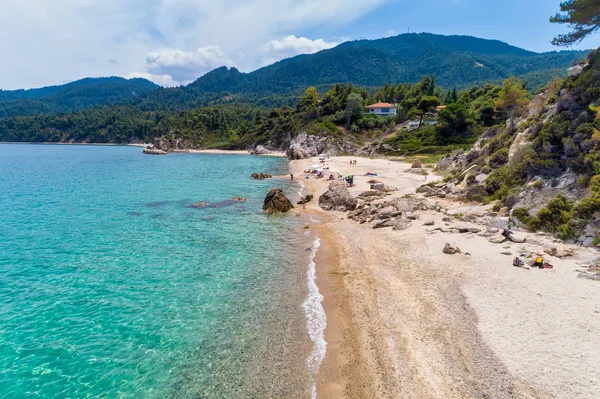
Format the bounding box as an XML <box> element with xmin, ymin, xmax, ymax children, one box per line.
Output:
<box><xmin>0</xmin><ymin>34</ymin><xmax>587</xmax><ymax>119</ymax></box>
<box><xmin>180</xmin><ymin>33</ymin><xmax>587</xmax><ymax>98</ymax></box>
<box><xmin>0</xmin><ymin>77</ymin><xmax>159</xmax><ymax>117</ymax></box>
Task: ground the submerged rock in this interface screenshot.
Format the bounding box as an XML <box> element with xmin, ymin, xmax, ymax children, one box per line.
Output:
<box><xmin>318</xmin><ymin>182</ymin><xmax>357</xmax><ymax>212</ymax></box>
<box><xmin>231</xmin><ymin>196</ymin><xmax>247</xmax><ymax>202</ymax></box>
<box><xmin>262</xmin><ymin>188</ymin><xmax>294</xmax><ymax>214</ymax></box>
<box><xmin>193</xmin><ymin>201</ymin><xmax>209</xmax><ymax>208</ymax></box>
<box><xmin>251</xmin><ymin>172</ymin><xmax>272</xmax><ymax>180</ymax></box>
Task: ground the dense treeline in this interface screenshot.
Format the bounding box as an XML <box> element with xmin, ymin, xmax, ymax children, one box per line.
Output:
<box><xmin>0</xmin><ymin>78</ymin><xmax>159</xmax><ymax>118</ymax></box>
<box><xmin>0</xmin><ymin>73</ymin><xmax>512</xmax><ymax>149</ymax></box>
<box><xmin>0</xmin><ymin>104</ymin><xmax>258</xmax><ymax>145</ymax></box>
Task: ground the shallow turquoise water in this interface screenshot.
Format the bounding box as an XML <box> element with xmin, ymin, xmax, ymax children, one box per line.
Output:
<box><xmin>0</xmin><ymin>144</ymin><xmax>308</xmax><ymax>398</ymax></box>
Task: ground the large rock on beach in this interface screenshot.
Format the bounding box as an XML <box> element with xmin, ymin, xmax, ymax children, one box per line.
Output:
<box><xmin>318</xmin><ymin>182</ymin><xmax>358</xmax><ymax>212</ymax></box>
<box><xmin>251</xmin><ymin>145</ymin><xmax>278</xmax><ymax>155</ymax></box>
<box><xmin>262</xmin><ymin>188</ymin><xmax>294</xmax><ymax>214</ymax></box>
<box><xmin>297</xmin><ymin>194</ymin><xmax>314</xmax><ymax>205</ymax></box>
<box><xmin>393</xmin><ymin>219</ymin><xmax>413</xmax><ymax>231</ymax></box>
<box><xmin>443</xmin><ymin>243</ymin><xmax>461</xmax><ymax>255</ymax></box>
<box><xmin>286</xmin><ymin>131</ymin><xmax>357</xmax><ymax>160</ymax></box>
<box><xmin>507</xmin><ymin>232</ymin><xmax>527</xmax><ymax>243</ymax></box>
<box><xmin>417</xmin><ymin>185</ymin><xmax>437</xmax><ymax>197</ymax></box>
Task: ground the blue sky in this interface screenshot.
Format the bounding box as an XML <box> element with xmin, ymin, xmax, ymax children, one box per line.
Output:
<box><xmin>0</xmin><ymin>0</ymin><xmax>597</xmax><ymax>90</ymax></box>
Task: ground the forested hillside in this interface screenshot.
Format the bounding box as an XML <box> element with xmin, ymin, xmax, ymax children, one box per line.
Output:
<box><xmin>0</xmin><ymin>77</ymin><xmax>159</xmax><ymax>118</ymax></box>
<box><xmin>0</xmin><ymin>34</ymin><xmax>588</xmax><ymax>122</ymax></box>
<box><xmin>0</xmin><ymin>73</ymin><xmax>507</xmax><ymax>151</ymax></box>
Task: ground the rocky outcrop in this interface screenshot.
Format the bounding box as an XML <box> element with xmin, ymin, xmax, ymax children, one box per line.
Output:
<box><xmin>251</xmin><ymin>172</ymin><xmax>272</xmax><ymax>179</ymax></box>
<box><xmin>143</xmin><ymin>131</ymin><xmax>202</xmax><ymax>154</ymax></box>
<box><xmin>143</xmin><ymin>146</ymin><xmax>168</xmax><ymax>155</ymax></box>
<box><xmin>287</xmin><ymin>131</ymin><xmax>357</xmax><ymax>160</ymax></box>
<box><xmin>250</xmin><ymin>145</ymin><xmax>278</xmax><ymax>155</ymax></box>
<box><xmin>262</xmin><ymin>188</ymin><xmax>294</xmax><ymax>214</ymax></box>
<box><xmin>411</xmin><ymin>159</ymin><xmax>422</xmax><ymax>169</ymax></box>
<box><xmin>318</xmin><ymin>182</ymin><xmax>358</xmax><ymax>212</ymax></box>
<box><xmin>297</xmin><ymin>194</ymin><xmax>314</xmax><ymax>205</ymax></box>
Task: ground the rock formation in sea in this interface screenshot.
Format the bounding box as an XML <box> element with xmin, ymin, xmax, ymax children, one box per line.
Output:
<box><xmin>143</xmin><ymin>146</ymin><xmax>168</xmax><ymax>155</ymax></box>
<box><xmin>262</xmin><ymin>188</ymin><xmax>294</xmax><ymax>214</ymax></box>
<box><xmin>251</xmin><ymin>172</ymin><xmax>273</xmax><ymax>179</ymax></box>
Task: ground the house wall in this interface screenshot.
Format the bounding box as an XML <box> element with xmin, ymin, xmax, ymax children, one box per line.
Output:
<box><xmin>367</xmin><ymin>108</ymin><xmax>397</xmax><ymax>116</ymax></box>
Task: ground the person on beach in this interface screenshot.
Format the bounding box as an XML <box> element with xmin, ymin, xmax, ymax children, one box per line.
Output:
<box><xmin>290</xmin><ymin>174</ymin><xmax>294</xmax><ymax>180</ymax></box>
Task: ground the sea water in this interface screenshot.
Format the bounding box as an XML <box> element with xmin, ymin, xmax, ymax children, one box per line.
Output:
<box><xmin>0</xmin><ymin>144</ymin><xmax>314</xmax><ymax>398</ymax></box>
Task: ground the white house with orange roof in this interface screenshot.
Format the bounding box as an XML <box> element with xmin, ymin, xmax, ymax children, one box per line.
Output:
<box><xmin>365</xmin><ymin>102</ymin><xmax>397</xmax><ymax>117</ymax></box>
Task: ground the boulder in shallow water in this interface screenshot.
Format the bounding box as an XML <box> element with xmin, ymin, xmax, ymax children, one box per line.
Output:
<box><xmin>262</xmin><ymin>188</ymin><xmax>294</xmax><ymax>214</ymax></box>
<box><xmin>251</xmin><ymin>172</ymin><xmax>272</xmax><ymax>179</ymax></box>
<box><xmin>319</xmin><ymin>182</ymin><xmax>357</xmax><ymax>212</ymax></box>
<box><xmin>143</xmin><ymin>146</ymin><xmax>168</xmax><ymax>155</ymax></box>
<box><xmin>231</xmin><ymin>196</ymin><xmax>247</xmax><ymax>202</ymax></box>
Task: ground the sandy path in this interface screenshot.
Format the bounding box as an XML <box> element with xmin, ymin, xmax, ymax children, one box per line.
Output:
<box><xmin>293</xmin><ymin>156</ymin><xmax>600</xmax><ymax>399</ymax></box>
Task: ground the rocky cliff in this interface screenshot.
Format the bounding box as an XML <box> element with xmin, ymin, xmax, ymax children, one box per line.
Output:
<box><xmin>433</xmin><ymin>49</ymin><xmax>600</xmax><ymax>244</ymax></box>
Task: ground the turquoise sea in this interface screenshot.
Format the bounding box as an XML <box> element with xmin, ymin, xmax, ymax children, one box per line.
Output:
<box><xmin>0</xmin><ymin>144</ymin><xmax>316</xmax><ymax>398</ymax></box>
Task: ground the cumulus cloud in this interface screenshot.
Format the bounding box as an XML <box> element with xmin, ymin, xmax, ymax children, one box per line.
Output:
<box><xmin>0</xmin><ymin>0</ymin><xmax>389</xmax><ymax>89</ymax></box>
<box><xmin>261</xmin><ymin>35</ymin><xmax>340</xmax><ymax>66</ymax></box>
<box><xmin>144</xmin><ymin>46</ymin><xmax>233</xmax><ymax>83</ymax></box>
<box><xmin>125</xmin><ymin>71</ymin><xmax>178</xmax><ymax>87</ymax></box>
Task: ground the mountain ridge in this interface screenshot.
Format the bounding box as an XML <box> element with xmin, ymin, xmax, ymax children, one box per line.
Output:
<box><xmin>0</xmin><ymin>33</ymin><xmax>589</xmax><ymax>119</ymax></box>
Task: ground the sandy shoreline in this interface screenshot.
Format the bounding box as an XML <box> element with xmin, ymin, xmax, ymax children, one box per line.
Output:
<box><xmin>130</xmin><ymin>145</ymin><xmax>288</xmax><ymax>157</ymax></box>
<box><xmin>292</xmin><ymin>156</ymin><xmax>600</xmax><ymax>399</ymax></box>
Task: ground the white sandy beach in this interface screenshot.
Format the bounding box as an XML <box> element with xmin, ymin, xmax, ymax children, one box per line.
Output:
<box><xmin>293</xmin><ymin>156</ymin><xmax>600</xmax><ymax>399</ymax></box>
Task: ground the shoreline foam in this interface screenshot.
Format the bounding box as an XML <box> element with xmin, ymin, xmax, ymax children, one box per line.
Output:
<box><xmin>302</xmin><ymin>236</ymin><xmax>326</xmax><ymax>399</ymax></box>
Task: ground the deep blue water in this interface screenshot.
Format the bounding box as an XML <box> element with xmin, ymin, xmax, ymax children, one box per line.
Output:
<box><xmin>0</xmin><ymin>144</ymin><xmax>309</xmax><ymax>398</ymax></box>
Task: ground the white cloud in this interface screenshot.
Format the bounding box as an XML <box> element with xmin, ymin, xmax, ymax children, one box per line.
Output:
<box><xmin>144</xmin><ymin>46</ymin><xmax>233</xmax><ymax>83</ymax></box>
<box><xmin>261</xmin><ymin>35</ymin><xmax>339</xmax><ymax>66</ymax></box>
<box><xmin>0</xmin><ymin>0</ymin><xmax>389</xmax><ymax>89</ymax></box>
<box><xmin>125</xmin><ymin>71</ymin><xmax>178</xmax><ymax>87</ymax></box>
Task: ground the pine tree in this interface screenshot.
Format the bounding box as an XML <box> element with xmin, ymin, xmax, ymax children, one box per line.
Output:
<box><xmin>495</xmin><ymin>77</ymin><xmax>529</xmax><ymax>134</ymax></box>
<box><xmin>550</xmin><ymin>0</ymin><xmax>600</xmax><ymax>46</ymax></box>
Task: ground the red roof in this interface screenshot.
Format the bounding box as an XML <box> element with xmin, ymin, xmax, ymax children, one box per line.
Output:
<box><xmin>436</xmin><ymin>105</ymin><xmax>447</xmax><ymax>110</ymax></box>
<box><xmin>365</xmin><ymin>102</ymin><xmax>396</xmax><ymax>109</ymax></box>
